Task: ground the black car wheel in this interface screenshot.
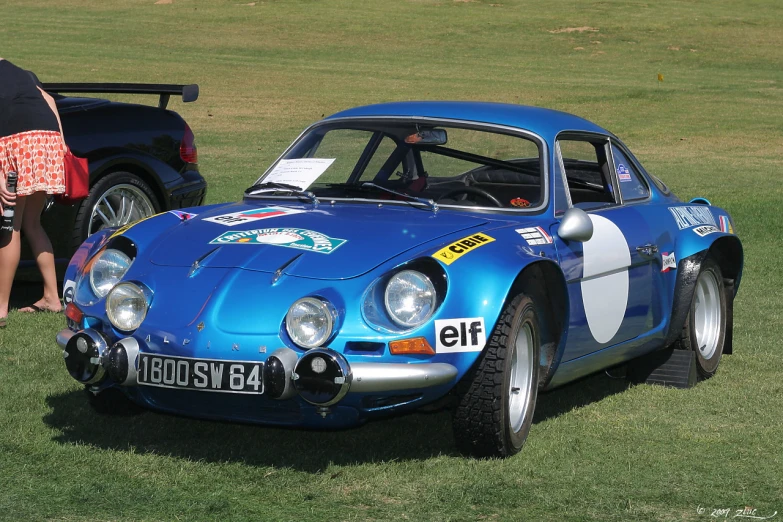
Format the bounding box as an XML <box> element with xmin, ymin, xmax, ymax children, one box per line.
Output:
<box><xmin>72</xmin><ymin>171</ymin><xmax>159</xmax><ymax>250</ymax></box>
<box><xmin>452</xmin><ymin>294</ymin><xmax>540</xmax><ymax>458</ymax></box>
<box><xmin>678</xmin><ymin>257</ymin><xmax>727</xmax><ymax>377</ymax></box>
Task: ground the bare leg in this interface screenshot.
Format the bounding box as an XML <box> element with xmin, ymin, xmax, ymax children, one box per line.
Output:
<box><xmin>0</xmin><ymin>196</ymin><xmax>26</xmax><ymax>318</ymax></box>
<box><xmin>19</xmin><ymin>192</ymin><xmax>61</xmax><ymax>313</ymax></box>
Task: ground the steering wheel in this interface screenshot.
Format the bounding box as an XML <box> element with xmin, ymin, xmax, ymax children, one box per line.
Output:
<box><xmin>437</xmin><ymin>187</ymin><xmax>504</xmax><ymax>208</ymax></box>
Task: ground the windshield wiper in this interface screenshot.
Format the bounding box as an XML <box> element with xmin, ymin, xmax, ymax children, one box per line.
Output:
<box><xmin>244</xmin><ymin>182</ymin><xmax>319</xmax><ymax>205</ymax></box>
<box><xmin>361</xmin><ymin>182</ymin><xmax>438</xmax><ymax>212</ymax></box>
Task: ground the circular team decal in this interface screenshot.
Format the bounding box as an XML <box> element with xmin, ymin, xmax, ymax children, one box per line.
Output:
<box><xmin>255</xmin><ymin>230</ymin><xmax>304</xmax><ymax>245</ymax></box>
<box><xmin>580</xmin><ymin>215</ymin><xmax>631</xmax><ymax>344</ymax></box>
<box><xmin>510</xmin><ymin>197</ymin><xmax>531</xmax><ymax>208</ymax></box>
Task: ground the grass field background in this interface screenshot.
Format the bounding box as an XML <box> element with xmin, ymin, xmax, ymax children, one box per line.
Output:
<box><xmin>1</xmin><ymin>1</ymin><xmax>782</xmax><ymax>520</ymax></box>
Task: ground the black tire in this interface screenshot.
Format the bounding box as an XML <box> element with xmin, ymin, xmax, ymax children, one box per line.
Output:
<box><xmin>452</xmin><ymin>294</ymin><xmax>541</xmax><ymax>458</ymax></box>
<box><xmin>71</xmin><ymin>171</ymin><xmax>159</xmax><ymax>251</ymax></box>
<box><xmin>677</xmin><ymin>257</ymin><xmax>726</xmax><ymax>378</ymax></box>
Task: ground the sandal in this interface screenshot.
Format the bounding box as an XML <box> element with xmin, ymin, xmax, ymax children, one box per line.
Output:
<box><xmin>0</xmin><ymin>317</ymin><xmax>6</xmax><ymax>328</ymax></box>
<box><xmin>18</xmin><ymin>303</ymin><xmax>62</xmax><ymax>314</ymax></box>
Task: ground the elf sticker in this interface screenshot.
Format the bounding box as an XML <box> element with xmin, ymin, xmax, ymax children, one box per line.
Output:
<box><xmin>204</xmin><ymin>207</ymin><xmax>304</xmax><ymax>226</ymax></box>
<box><xmin>209</xmin><ymin>227</ymin><xmax>346</xmax><ymax>254</ymax></box>
<box><xmin>435</xmin><ymin>318</ymin><xmax>486</xmax><ymax>353</ymax></box>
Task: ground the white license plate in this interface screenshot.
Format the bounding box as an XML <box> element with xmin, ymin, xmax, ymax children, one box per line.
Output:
<box><xmin>137</xmin><ymin>353</ymin><xmax>264</xmax><ymax>394</ymax></box>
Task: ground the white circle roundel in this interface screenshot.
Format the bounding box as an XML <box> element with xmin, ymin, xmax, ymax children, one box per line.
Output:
<box><xmin>580</xmin><ymin>215</ymin><xmax>631</xmax><ymax>344</ymax></box>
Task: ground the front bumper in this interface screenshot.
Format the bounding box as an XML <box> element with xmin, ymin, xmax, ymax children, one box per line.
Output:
<box><xmin>58</xmin><ymin>328</ymin><xmax>458</xmax><ymax>408</ymax></box>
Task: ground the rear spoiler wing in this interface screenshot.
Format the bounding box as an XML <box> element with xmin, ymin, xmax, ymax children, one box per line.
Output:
<box><xmin>41</xmin><ymin>83</ymin><xmax>199</xmax><ymax>109</ymax></box>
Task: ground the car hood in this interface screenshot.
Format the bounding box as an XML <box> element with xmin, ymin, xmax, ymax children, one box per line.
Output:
<box><xmin>148</xmin><ymin>202</ymin><xmax>489</xmax><ymax>279</ymax></box>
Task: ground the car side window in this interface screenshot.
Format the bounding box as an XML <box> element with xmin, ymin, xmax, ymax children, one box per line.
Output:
<box><xmin>610</xmin><ymin>144</ymin><xmax>650</xmax><ymax>201</ymax></box>
<box><xmin>557</xmin><ymin>138</ymin><xmax>616</xmax><ymax>210</ymax></box>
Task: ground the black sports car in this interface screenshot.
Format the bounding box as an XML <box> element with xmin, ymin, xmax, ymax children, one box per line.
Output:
<box><xmin>20</xmin><ymin>83</ymin><xmax>207</xmax><ymax>271</ymax></box>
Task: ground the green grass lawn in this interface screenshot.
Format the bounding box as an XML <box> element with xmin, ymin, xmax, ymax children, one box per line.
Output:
<box><xmin>1</xmin><ymin>1</ymin><xmax>782</xmax><ymax>520</ymax></box>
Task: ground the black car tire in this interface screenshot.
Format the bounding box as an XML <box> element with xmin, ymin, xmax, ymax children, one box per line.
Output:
<box><xmin>71</xmin><ymin>171</ymin><xmax>160</xmax><ymax>251</ymax></box>
<box><xmin>452</xmin><ymin>294</ymin><xmax>541</xmax><ymax>458</ymax></box>
<box><xmin>677</xmin><ymin>257</ymin><xmax>727</xmax><ymax>378</ymax></box>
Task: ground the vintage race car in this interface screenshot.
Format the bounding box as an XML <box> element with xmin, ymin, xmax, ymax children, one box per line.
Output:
<box><xmin>57</xmin><ymin>102</ymin><xmax>743</xmax><ymax>457</ymax></box>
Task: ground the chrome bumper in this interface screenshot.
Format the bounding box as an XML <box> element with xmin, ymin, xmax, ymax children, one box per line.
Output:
<box><xmin>350</xmin><ymin>362</ymin><xmax>458</xmax><ymax>392</ymax></box>
<box><xmin>56</xmin><ymin>328</ymin><xmax>75</xmax><ymax>349</ymax></box>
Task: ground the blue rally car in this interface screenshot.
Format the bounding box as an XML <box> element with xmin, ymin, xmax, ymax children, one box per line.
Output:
<box><xmin>57</xmin><ymin>102</ymin><xmax>743</xmax><ymax>457</ymax></box>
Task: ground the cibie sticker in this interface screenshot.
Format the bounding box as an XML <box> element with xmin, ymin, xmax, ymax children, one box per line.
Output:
<box><xmin>432</xmin><ymin>233</ymin><xmax>495</xmax><ymax>265</ymax></box>
<box><xmin>515</xmin><ymin>226</ymin><xmax>553</xmax><ymax>246</ymax></box>
<box><xmin>209</xmin><ymin>227</ymin><xmax>346</xmax><ymax>254</ymax></box>
<box><xmin>661</xmin><ymin>252</ymin><xmax>676</xmax><ymax>273</ymax></box>
<box><xmin>693</xmin><ymin>225</ymin><xmax>719</xmax><ymax>237</ymax></box>
<box><xmin>719</xmin><ymin>215</ymin><xmax>734</xmax><ymax>234</ymax></box>
<box><xmin>617</xmin><ymin>164</ymin><xmax>632</xmax><ymax>182</ymax></box>
<box><xmin>435</xmin><ymin>318</ymin><xmax>486</xmax><ymax>353</ymax></box>
<box><xmin>204</xmin><ymin>207</ymin><xmax>304</xmax><ymax>226</ymax></box>
<box><xmin>669</xmin><ymin>206</ymin><xmax>717</xmax><ymax>230</ymax></box>
<box><xmin>62</xmin><ymin>280</ymin><xmax>76</xmax><ymax>305</ymax></box>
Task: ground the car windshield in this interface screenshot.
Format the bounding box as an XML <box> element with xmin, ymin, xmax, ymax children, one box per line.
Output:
<box><xmin>252</xmin><ymin>120</ymin><xmax>544</xmax><ymax>210</ymax></box>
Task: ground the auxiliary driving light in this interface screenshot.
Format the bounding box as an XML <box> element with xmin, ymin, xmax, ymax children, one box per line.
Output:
<box><xmin>105</xmin><ymin>337</ymin><xmax>141</xmax><ymax>386</ymax></box>
<box><xmin>292</xmin><ymin>349</ymin><xmax>352</xmax><ymax>406</ymax></box>
<box><xmin>63</xmin><ymin>329</ymin><xmax>109</xmax><ymax>385</ymax></box>
<box><xmin>263</xmin><ymin>348</ymin><xmax>298</xmax><ymax>400</ymax></box>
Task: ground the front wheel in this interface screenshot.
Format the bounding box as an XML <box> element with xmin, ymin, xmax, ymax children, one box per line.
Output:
<box><xmin>678</xmin><ymin>257</ymin><xmax>727</xmax><ymax>378</ymax></box>
<box><xmin>71</xmin><ymin>171</ymin><xmax>159</xmax><ymax>251</ymax></box>
<box><xmin>452</xmin><ymin>294</ymin><xmax>540</xmax><ymax>458</ymax></box>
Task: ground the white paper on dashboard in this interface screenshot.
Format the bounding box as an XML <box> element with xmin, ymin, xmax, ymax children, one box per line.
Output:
<box><xmin>263</xmin><ymin>158</ymin><xmax>336</xmax><ymax>190</ymax></box>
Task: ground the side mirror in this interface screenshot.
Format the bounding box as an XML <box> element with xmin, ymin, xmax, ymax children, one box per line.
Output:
<box><xmin>559</xmin><ymin>208</ymin><xmax>594</xmax><ymax>242</ymax></box>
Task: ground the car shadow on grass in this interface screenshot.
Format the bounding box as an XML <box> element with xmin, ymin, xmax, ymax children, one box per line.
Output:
<box><xmin>43</xmin><ymin>372</ymin><xmax>630</xmax><ymax>470</ymax></box>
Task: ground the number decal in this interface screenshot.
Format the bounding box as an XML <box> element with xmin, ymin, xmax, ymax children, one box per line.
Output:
<box><xmin>229</xmin><ymin>364</ymin><xmax>245</xmax><ymax>390</ymax></box>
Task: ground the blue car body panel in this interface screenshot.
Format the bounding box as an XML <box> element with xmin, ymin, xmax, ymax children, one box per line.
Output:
<box><xmin>59</xmin><ymin>102</ymin><xmax>743</xmax><ymax>430</ymax></box>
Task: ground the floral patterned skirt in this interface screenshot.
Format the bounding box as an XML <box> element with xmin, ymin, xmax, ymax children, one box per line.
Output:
<box><xmin>0</xmin><ymin>130</ymin><xmax>66</xmax><ymax>196</ymax></box>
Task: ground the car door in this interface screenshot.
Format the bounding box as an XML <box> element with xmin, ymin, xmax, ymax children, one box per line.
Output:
<box><xmin>551</xmin><ymin>136</ymin><xmax>658</xmax><ymax>362</ymax></box>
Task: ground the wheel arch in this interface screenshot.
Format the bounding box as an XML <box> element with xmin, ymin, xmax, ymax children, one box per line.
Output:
<box><xmin>89</xmin><ymin>161</ymin><xmax>168</xmax><ymax>211</ymax></box>
<box><xmin>86</xmin><ymin>150</ymin><xmax>177</xmax><ymax>211</ymax></box>
<box><xmin>506</xmin><ymin>260</ymin><xmax>570</xmax><ymax>389</ymax></box>
<box><xmin>664</xmin><ymin>235</ymin><xmax>742</xmax><ymax>354</ymax></box>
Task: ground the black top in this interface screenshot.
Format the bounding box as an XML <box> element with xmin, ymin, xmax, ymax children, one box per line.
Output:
<box><xmin>0</xmin><ymin>60</ymin><xmax>60</xmax><ymax>138</ymax></box>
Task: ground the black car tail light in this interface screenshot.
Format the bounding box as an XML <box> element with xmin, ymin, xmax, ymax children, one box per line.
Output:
<box><xmin>180</xmin><ymin>124</ymin><xmax>198</xmax><ymax>164</ymax></box>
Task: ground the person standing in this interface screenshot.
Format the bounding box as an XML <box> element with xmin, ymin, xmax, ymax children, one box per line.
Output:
<box><xmin>0</xmin><ymin>58</ymin><xmax>67</xmax><ymax>326</ymax></box>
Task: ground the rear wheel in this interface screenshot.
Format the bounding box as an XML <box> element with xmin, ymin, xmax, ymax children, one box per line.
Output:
<box><xmin>71</xmin><ymin>171</ymin><xmax>159</xmax><ymax>250</ymax></box>
<box><xmin>678</xmin><ymin>257</ymin><xmax>726</xmax><ymax>377</ymax></box>
<box><xmin>452</xmin><ymin>294</ymin><xmax>540</xmax><ymax>458</ymax></box>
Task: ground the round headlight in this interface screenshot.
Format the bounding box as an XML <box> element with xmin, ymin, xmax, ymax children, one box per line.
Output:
<box><xmin>106</xmin><ymin>283</ymin><xmax>148</xmax><ymax>332</ymax></box>
<box><xmin>90</xmin><ymin>249</ymin><xmax>132</xmax><ymax>298</ymax></box>
<box><xmin>286</xmin><ymin>298</ymin><xmax>335</xmax><ymax>349</ymax></box>
<box><xmin>384</xmin><ymin>270</ymin><xmax>436</xmax><ymax>328</ymax></box>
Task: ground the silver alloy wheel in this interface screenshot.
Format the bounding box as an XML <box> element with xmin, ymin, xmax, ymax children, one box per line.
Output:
<box><xmin>508</xmin><ymin>321</ymin><xmax>534</xmax><ymax>432</ymax></box>
<box><xmin>87</xmin><ymin>183</ymin><xmax>155</xmax><ymax>236</ymax></box>
<box><xmin>693</xmin><ymin>269</ymin><xmax>722</xmax><ymax>359</ymax></box>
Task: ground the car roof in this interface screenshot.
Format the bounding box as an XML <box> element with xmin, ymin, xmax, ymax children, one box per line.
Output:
<box><xmin>326</xmin><ymin>101</ymin><xmax>609</xmax><ymax>140</ymax></box>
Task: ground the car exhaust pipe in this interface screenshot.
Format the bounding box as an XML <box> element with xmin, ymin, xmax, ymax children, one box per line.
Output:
<box><xmin>292</xmin><ymin>349</ymin><xmax>352</xmax><ymax>407</ymax></box>
<box><xmin>105</xmin><ymin>337</ymin><xmax>141</xmax><ymax>386</ymax></box>
<box><xmin>63</xmin><ymin>329</ymin><xmax>109</xmax><ymax>385</ymax></box>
